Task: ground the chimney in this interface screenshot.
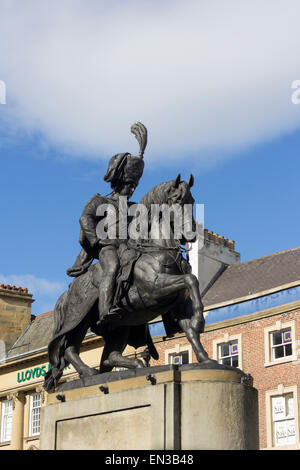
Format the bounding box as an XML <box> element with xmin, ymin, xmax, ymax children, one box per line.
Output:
<box><xmin>188</xmin><ymin>228</ymin><xmax>240</xmax><ymax>295</ymax></box>
<box><xmin>0</xmin><ymin>284</ymin><xmax>34</xmax><ymax>359</ymax></box>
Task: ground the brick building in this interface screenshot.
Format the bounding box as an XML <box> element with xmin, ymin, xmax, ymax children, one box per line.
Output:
<box><xmin>0</xmin><ymin>234</ymin><xmax>299</xmax><ymax>450</ymax></box>
<box><xmin>151</xmin><ymin>244</ymin><xmax>300</xmax><ymax>449</ymax></box>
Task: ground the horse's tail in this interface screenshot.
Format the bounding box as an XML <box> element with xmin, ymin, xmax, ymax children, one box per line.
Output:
<box><xmin>43</xmin><ymin>291</ymin><xmax>69</xmax><ymax>391</ymax></box>
<box><xmin>53</xmin><ymin>290</ymin><xmax>68</xmax><ymax>336</ymax></box>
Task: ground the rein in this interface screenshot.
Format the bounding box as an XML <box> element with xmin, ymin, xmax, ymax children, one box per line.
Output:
<box><xmin>127</xmin><ymin>240</ymin><xmax>191</xmax><ymax>269</ymax></box>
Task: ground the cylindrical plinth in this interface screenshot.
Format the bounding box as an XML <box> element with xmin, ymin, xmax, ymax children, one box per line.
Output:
<box><xmin>180</xmin><ymin>367</ymin><xmax>258</xmax><ymax>450</ymax></box>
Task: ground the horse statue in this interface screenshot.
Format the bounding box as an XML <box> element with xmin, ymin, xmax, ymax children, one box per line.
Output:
<box><xmin>43</xmin><ymin>174</ymin><xmax>215</xmax><ymax>391</ymax></box>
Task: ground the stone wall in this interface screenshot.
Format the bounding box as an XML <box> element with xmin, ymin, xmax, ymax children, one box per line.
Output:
<box><xmin>0</xmin><ymin>285</ymin><xmax>34</xmax><ymax>357</ymax></box>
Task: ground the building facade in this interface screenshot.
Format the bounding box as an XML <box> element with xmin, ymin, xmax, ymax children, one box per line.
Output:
<box><xmin>1</xmin><ymin>233</ymin><xmax>300</xmax><ymax>450</ymax></box>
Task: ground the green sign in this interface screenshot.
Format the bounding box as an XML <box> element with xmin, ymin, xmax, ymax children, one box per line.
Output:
<box><xmin>17</xmin><ymin>364</ymin><xmax>70</xmax><ymax>383</ymax></box>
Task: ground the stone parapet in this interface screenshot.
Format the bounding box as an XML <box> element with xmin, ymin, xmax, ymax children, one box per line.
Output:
<box><xmin>204</xmin><ymin>229</ymin><xmax>235</xmax><ymax>251</ymax></box>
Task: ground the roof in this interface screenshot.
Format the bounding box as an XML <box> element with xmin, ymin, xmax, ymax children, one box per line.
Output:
<box><xmin>6</xmin><ymin>312</ymin><xmax>54</xmax><ymax>358</ymax></box>
<box><xmin>6</xmin><ymin>310</ymin><xmax>96</xmax><ymax>360</ymax></box>
<box><xmin>202</xmin><ymin>247</ymin><xmax>300</xmax><ymax>307</ymax></box>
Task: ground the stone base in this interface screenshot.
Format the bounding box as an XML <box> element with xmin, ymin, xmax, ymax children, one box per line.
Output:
<box><xmin>40</xmin><ymin>364</ymin><xmax>259</xmax><ymax>450</ymax></box>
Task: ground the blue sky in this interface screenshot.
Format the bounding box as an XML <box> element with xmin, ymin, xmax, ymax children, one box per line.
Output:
<box><xmin>0</xmin><ymin>0</ymin><xmax>300</xmax><ymax>315</ymax></box>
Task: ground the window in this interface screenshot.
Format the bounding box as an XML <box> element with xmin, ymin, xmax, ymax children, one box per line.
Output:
<box><xmin>264</xmin><ymin>320</ymin><xmax>297</xmax><ymax>367</ymax></box>
<box><xmin>169</xmin><ymin>351</ymin><xmax>189</xmax><ymax>366</ymax></box>
<box><xmin>213</xmin><ymin>334</ymin><xmax>242</xmax><ymax>369</ymax></box>
<box><xmin>271</xmin><ymin>394</ymin><xmax>296</xmax><ymax>447</ymax></box>
<box><xmin>1</xmin><ymin>400</ymin><xmax>13</xmax><ymax>442</ymax></box>
<box><xmin>29</xmin><ymin>393</ymin><xmax>42</xmax><ymax>437</ymax></box>
<box><xmin>271</xmin><ymin>328</ymin><xmax>292</xmax><ymax>361</ymax></box>
<box><xmin>266</xmin><ymin>385</ymin><xmax>299</xmax><ymax>449</ymax></box>
<box><xmin>165</xmin><ymin>344</ymin><xmax>192</xmax><ymax>366</ymax></box>
<box><xmin>218</xmin><ymin>340</ymin><xmax>239</xmax><ymax>367</ymax></box>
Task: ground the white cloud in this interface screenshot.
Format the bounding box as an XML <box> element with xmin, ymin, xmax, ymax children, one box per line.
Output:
<box><xmin>1</xmin><ymin>0</ymin><xmax>300</xmax><ymax>166</ymax></box>
<box><xmin>0</xmin><ymin>274</ymin><xmax>66</xmax><ymax>315</ymax></box>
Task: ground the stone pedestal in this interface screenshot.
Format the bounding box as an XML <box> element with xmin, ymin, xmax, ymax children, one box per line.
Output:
<box><xmin>40</xmin><ymin>364</ymin><xmax>259</xmax><ymax>450</ymax></box>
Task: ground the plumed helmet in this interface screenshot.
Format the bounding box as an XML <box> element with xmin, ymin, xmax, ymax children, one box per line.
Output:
<box><xmin>104</xmin><ymin>153</ymin><xmax>145</xmax><ymax>185</ymax></box>
<box><xmin>104</xmin><ymin>122</ymin><xmax>147</xmax><ymax>187</ymax></box>
<box><xmin>104</xmin><ymin>152</ymin><xmax>129</xmax><ymax>183</ymax></box>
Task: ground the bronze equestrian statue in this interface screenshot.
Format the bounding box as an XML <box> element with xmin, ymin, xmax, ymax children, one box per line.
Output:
<box><xmin>44</xmin><ymin>123</ymin><xmax>215</xmax><ymax>391</ymax></box>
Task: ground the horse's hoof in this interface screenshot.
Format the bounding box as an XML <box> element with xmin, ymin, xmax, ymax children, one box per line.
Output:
<box><xmin>80</xmin><ymin>368</ymin><xmax>99</xmax><ymax>378</ymax></box>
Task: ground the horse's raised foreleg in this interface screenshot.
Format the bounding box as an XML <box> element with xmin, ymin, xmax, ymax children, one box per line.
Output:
<box><xmin>177</xmin><ymin>298</ymin><xmax>216</xmax><ymax>364</ymax></box>
<box><xmin>100</xmin><ymin>327</ymin><xmax>145</xmax><ymax>373</ymax></box>
<box><xmin>154</xmin><ymin>273</ymin><xmax>215</xmax><ymax>364</ymax></box>
<box><xmin>179</xmin><ymin>318</ymin><xmax>215</xmax><ymax>364</ymax></box>
<box><xmin>154</xmin><ymin>272</ymin><xmax>205</xmax><ymax>331</ymax></box>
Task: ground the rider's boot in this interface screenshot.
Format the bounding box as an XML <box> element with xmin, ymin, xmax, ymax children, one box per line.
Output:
<box><xmin>97</xmin><ymin>245</ymin><xmax>124</xmax><ymax>326</ymax></box>
<box><xmin>97</xmin><ymin>286</ymin><xmax>123</xmax><ymax>327</ymax></box>
<box><xmin>98</xmin><ymin>307</ymin><xmax>123</xmax><ymax>326</ymax></box>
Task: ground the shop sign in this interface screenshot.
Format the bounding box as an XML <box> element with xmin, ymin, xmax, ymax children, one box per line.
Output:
<box><xmin>17</xmin><ymin>364</ymin><xmax>70</xmax><ymax>383</ymax></box>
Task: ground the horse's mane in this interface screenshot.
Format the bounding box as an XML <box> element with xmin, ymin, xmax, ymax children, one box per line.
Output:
<box><xmin>139</xmin><ymin>180</ymin><xmax>173</xmax><ymax>209</ymax></box>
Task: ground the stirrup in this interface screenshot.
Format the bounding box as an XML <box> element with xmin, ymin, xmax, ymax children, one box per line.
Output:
<box><xmin>96</xmin><ymin>308</ymin><xmax>123</xmax><ymax>327</ymax></box>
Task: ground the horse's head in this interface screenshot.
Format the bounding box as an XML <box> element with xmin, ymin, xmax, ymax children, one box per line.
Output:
<box><xmin>166</xmin><ymin>173</ymin><xmax>195</xmax><ymax>205</ymax></box>
<box><xmin>166</xmin><ymin>173</ymin><xmax>197</xmax><ymax>243</ymax></box>
<box><xmin>140</xmin><ymin>173</ymin><xmax>198</xmax><ymax>244</ymax></box>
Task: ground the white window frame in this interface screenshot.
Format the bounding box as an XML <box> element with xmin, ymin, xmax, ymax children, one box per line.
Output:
<box><xmin>265</xmin><ymin>385</ymin><xmax>300</xmax><ymax>449</ymax></box>
<box><xmin>264</xmin><ymin>320</ymin><xmax>297</xmax><ymax>367</ymax></box>
<box><xmin>169</xmin><ymin>350</ymin><xmax>190</xmax><ymax>366</ymax></box>
<box><xmin>270</xmin><ymin>328</ymin><xmax>292</xmax><ymax>362</ymax></box>
<box><xmin>29</xmin><ymin>393</ymin><xmax>42</xmax><ymax>437</ymax></box>
<box><xmin>0</xmin><ymin>400</ymin><xmax>13</xmax><ymax>443</ymax></box>
<box><xmin>212</xmin><ymin>333</ymin><xmax>242</xmax><ymax>369</ymax></box>
<box><xmin>165</xmin><ymin>344</ymin><xmax>192</xmax><ymax>366</ymax></box>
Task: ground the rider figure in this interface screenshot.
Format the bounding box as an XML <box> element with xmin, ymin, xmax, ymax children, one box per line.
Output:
<box><xmin>67</xmin><ymin>151</ymin><xmax>145</xmax><ymax>326</ymax></box>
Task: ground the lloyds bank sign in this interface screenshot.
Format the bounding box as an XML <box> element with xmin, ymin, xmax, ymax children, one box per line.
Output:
<box><xmin>17</xmin><ymin>364</ymin><xmax>70</xmax><ymax>383</ymax></box>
